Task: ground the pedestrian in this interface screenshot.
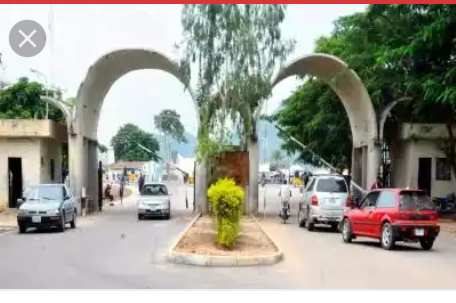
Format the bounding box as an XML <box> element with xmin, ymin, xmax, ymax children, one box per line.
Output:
<box><xmin>138</xmin><ymin>173</ymin><xmax>145</xmax><ymax>193</ymax></box>
<box><xmin>371</xmin><ymin>176</ymin><xmax>382</xmax><ymax>190</ymax></box>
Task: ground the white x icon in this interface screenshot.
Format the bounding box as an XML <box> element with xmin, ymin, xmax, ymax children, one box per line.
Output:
<box><xmin>18</xmin><ymin>29</ymin><xmax>37</xmax><ymax>48</ymax></box>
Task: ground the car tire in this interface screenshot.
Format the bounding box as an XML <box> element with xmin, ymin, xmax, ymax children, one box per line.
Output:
<box><xmin>420</xmin><ymin>238</ymin><xmax>435</xmax><ymax>251</ymax></box>
<box><xmin>70</xmin><ymin>210</ymin><xmax>77</xmax><ymax>229</ymax></box>
<box><xmin>305</xmin><ymin>209</ymin><xmax>314</xmax><ymax>231</ymax></box>
<box><xmin>342</xmin><ymin>218</ymin><xmax>353</xmax><ymax>243</ymax></box>
<box><xmin>380</xmin><ymin>222</ymin><xmax>395</xmax><ymax>250</ymax></box>
<box><xmin>58</xmin><ymin>214</ymin><xmax>66</xmax><ymax>233</ymax></box>
<box><xmin>165</xmin><ymin>214</ymin><xmax>171</xmax><ymax>220</ymax></box>
<box><xmin>18</xmin><ymin>224</ymin><xmax>27</xmax><ymax>234</ymax></box>
<box><xmin>138</xmin><ymin>214</ymin><xmax>144</xmax><ymax>221</ymax></box>
<box><xmin>298</xmin><ymin>209</ymin><xmax>306</xmax><ymax>228</ymax></box>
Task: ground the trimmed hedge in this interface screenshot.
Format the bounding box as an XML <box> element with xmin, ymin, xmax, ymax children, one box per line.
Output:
<box><xmin>207</xmin><ymin>178</ymin><xmax>245</xmax><ymax>249</ymax></box>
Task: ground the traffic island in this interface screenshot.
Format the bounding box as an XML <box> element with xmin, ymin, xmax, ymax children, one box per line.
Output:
<box><xmin>167</xmin><ymin>214</ymin><xmax>283</xmax><ymax>267</ymax></box>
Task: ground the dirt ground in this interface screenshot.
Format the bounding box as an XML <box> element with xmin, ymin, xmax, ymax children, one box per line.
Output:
<box><xmin>175</xmin><ymin>215</ymin><xmax>278</xmax><ymax>256</ymax></box>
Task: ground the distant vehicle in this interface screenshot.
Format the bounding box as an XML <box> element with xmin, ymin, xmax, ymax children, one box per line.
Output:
<box><xmin>137</xmin><ymin>183</ymin><xmax>171</xmax><ymax>220</ymax></box>
<box><xmin>298</xmin><ymin>174</ymin><xmax>351</xmax><ymax>231</ymax></box>
<box><xmin>17</xmin><ymin>184</ymin><xmax>77</xmax><ymax>234</ymax></box>
<box><xmin>340</xmin><ymin>188</ymin><xmax>440</xmax><ymax>250</ymax></box>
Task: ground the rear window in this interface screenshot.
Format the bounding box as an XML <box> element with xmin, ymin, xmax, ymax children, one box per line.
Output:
<box><xmin>399</xmin><ymin>191</ymin><xmax>435</xmax><ymax>210</ymax></box>
<box><xmin>141</xmin><ymin>184</ymin><xmax>169</xmax><ymax>196</ymax></box>
<box><xmin>316</xmin><ymin>178</ymin><xmax>348</xmax><ymax>193</ymax></box>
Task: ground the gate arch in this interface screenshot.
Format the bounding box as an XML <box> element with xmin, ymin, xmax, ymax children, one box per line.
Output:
<box><xmin>70</xmin><ymin>48</ymin><xmax>201</xmax><ymax>206</ymax></box>
<box><xmin>266</xmin><ymin>53</ymin><xmax>379</xmax><ymax>189</ymax></box>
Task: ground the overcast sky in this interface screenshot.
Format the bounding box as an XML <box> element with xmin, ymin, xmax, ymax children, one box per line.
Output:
<box><xmin>0</xmin><ymin>4</ymin><xmax>367</xmax><ymax>146</ymax></box>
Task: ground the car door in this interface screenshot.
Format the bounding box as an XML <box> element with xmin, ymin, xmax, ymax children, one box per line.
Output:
<box><xmin>371</xmin><ymin>190</ymin><xmax>397</xmax><ymax>237</ymax></box>
<box><xmin>351</xmin><ymin>191</ymin><xmax>380</xmax><ymax>235</ymax></box>
<box><xmin>301</xmin><ymin>178</ymin><xmax>316</xmax><ymax>210</ymax></box>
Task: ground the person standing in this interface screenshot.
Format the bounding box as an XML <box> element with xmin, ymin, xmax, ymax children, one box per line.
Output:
<box><xmin>138</xmin><ymin>174</ymin><xmax>145</xmax><ymax>193</ymax></box>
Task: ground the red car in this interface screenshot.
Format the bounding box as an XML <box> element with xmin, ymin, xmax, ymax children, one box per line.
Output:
<box><xmin>340</xmin><ymin>188</ymin><xmax>440</xmax><ymax>250</ymax></box>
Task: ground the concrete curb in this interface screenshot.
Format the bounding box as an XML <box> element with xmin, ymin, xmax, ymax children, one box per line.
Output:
<box><xmin>167</xmin><ymin>214</ymin><xmax>283</xmax><ymax>267</ymax></box>
<box><xmin>0</xmin><ymin>226</ymin><xmax>17</xmax><ymax>236</ymax></box>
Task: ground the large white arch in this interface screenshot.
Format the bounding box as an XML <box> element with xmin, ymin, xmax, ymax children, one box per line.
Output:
<box><xmin>75</xmin><ymin>48</ymin><xmax>198</xmax><ymax>139</ymax></box>
<box><xmin>69</xmin><ymin>48</ymin><xmax>205</xmax><ymax>211</ymax></box>
<box><xmin>265</xmin><ymin>53</ymin><xmax>379</xmax><ymax>189</ymax></box>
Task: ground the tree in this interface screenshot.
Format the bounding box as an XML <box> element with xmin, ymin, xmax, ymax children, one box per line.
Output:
<box><xmin>110</xmin><ymin>123</ymin><xmax>160</xmax><ymax>162</ymax></box>
<box><xmin>154</xmin><ymin>109</ymin><xmax>187</xmax><ymax>143</ymax></box>
<box><xmin>270</xmin><ymin>149</ymin><xmax>285</xmax><ymax>169</ymax></box>
<box><xmin>0</xmin><ymin>77</ymin><xmax>66</xmax><ymax>122</ymax></box>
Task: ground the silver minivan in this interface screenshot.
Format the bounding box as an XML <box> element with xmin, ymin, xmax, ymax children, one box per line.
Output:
<box><xmin>298</xmin><ymin>174</ymin><xmax>350</xmax><ymax>231</ymax></box>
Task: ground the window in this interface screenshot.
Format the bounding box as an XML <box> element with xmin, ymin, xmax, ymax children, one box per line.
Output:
<box><xmin>360</xmin><ymin>192</ymin><xmax>380</xmax><ymax>209</ymax></box>
<box><xmin>399</xmin><ymin>191</ymin><xmax>435</xmax><ymax>211</ymax></box>
<box><xmin>436</xmin><ymin>158</ymin><xmax>451</xmax><ymax>181</ymax></box>
<box><xmin>50</xmin><ymin>159</ymin><xmax>55</xmax><ymax>181</ymax></box>
<box><xmin>27</xmin><ymin>185</ymin><xmax>64</xmax><ymax>201</ymax></box>
<box><xmin>141</xmin><ymin>184</ymin><xmax>169</xmax><ymax>196</ymax></box>
<box><xmin>316</xmin><ymin>178</ymin><xmax>348</xmax><ymax>193</ymax></box>
<box><xmin>376</xmin><ymin>191</ymin><xmax>396</xmax><ymax>208</ymax></box>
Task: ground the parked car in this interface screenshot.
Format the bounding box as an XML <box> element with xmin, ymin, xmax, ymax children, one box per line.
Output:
<box><xmin>297</xmin><ymin>174</ymin><xmax>351</xmax><ymax>231</ymax></box>
<box><xmin>17</xmin><ymin>184</ymin><xmax>77</xmax><ymax>234</ymax></box>
<box><xmin>137</xmin><ymin>183</ymin><xmax>171</xmax><ymax>220</ymax></box>
<box><xmin>339</xmin><ymin>188</ymin><xmax>440</xmax><ymax>250</ymax></box>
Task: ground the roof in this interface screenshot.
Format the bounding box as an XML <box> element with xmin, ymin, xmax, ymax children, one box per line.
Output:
<box><xmin>109</xmin><ymin>161</ymin><xmax>148</xmax><ymax>170</ymax></box>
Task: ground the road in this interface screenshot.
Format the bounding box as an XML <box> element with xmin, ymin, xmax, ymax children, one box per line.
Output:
<box><xmin>0</xmin><ymin>184</ymin><xmax>455</xmax><ymax>288</ymax></box>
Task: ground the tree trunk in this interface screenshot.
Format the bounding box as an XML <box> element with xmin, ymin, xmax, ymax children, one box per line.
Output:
<box><xmin>248</xmin><ymin>130</ymin><xmax>259</xmax><ymax>215</ymax></box>
<box><xmin>444</xmin><ymin>119</ymin><xmax>456</xmax><ymax>178</ymax></box>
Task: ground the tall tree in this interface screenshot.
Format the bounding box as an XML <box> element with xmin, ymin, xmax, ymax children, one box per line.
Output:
<box><xmin>110</xmin><ymin>123</ymin><xmax>160</xmax><ymax>162</ymax></box>
<box><xmin>154</xmin><ymin>109</ymin><xmax>188</xmax><ymax>160</ymax></box>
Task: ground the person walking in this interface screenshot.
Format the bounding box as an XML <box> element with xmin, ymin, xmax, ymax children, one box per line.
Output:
<box><xmin>138</xmin><ymin>173</ymin><xmax>145</xmax><ymax>193</ymax></box>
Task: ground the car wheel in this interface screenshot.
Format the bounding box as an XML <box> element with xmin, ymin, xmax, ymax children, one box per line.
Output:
<box><xmin>138</xmin><ymin>214</ymin><xmax>144</xmax><ymax>221</ymax></box>
<box><xmin>305</xmin><ymin>209</ymin><xmax>314</xmax><ymax>231</ymax></box>
<box><xmin>298</xmin><ymin>209</ymin><xmax>306</xmax><ymax>228</ymax></box>
<box><xmin>18</xmin><ymin>224</ymin><xmax>27</xmax><ymax>234</ymax></box>
<box><xmin>58</xmin><ymin>214</ymin><xmax>66</xmax><ymax>233</ymax></box>
<box><xmin>165</xmin><ymin>214</ymin><xmax>171</xmax><ymax>220</ymax></box>
<box><xmin>70</xmin><ymin>210</ymin><xmax>77</xmax><ymax>229</ymax></box>
<box><xmin>420</xmin><ymin>238</ymin><xmax>435</xmax><ymax>251</ymax></box>
<box><xmin>381</xmin><ymin>222</ymin><xmax>395</xmax><ymax>250</ymax></box>
<box><xmin>342</xmin><ymin>218</ymin><xmax>353</xmax><ymax>243</ymax></box>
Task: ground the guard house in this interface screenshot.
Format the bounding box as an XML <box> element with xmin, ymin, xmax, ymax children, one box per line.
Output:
<box><xmin>0</xmin><ymin>119</ymin><xmax>67</xmax><ymax>208</ymax></box>
<box><xmin>392</xmin><ymin>123</ymin><xmax>455</xmax><ymax>198</ymax></box>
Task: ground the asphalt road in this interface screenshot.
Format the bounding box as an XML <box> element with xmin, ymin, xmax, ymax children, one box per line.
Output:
<box><xmin>0</xmin><ymin>184</ymin><xmax>455</xmax><ymax>289</ymax></box>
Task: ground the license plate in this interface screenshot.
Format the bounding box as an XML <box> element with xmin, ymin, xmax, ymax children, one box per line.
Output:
<box><xmin>326</xmin><ymin>198</ymin><xmax>337</xmax><ymax>204</ymax></box>
<box><xmin>414</xmin><ymin>228</ymin><xmax>424</xmax><ymax>236</ymax></box>
<box><xmin>32</xmin><ymin>216</ymin><xmax>41</xmax><ymax>223</ymax></box>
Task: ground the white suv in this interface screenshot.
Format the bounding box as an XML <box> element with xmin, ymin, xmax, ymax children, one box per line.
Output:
<box><xmin>297</xmin><ymin>174</ymin><xmax>351</xmax><ymax>231</ymax></box>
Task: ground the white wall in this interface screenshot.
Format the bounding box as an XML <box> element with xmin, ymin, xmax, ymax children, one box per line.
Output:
<box><xmin>40</xmin><ymin>139</ymin><xmax>63</xmax><ymax>184</ymax></box>
<box><xmin>0</xmin><ymin>138</ymin><xmax>41</xmax><ymax>204</ymax></box>
<box><xmin>393</xmin><ymin>139</ymin><xmax>456</xmax><ymax>197</ymax></box>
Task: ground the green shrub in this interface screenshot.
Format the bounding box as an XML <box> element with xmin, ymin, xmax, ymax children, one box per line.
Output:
<box><xmin>207</xmin><ymin>178</ymin><xmax>245</xmax><ymax>249</ymax></box>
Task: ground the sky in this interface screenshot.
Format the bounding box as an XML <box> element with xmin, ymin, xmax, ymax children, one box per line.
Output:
<box><xmin>0</xmin><ymin>4</ymin><xmax>367</xmax><ymax>147</ymax></box>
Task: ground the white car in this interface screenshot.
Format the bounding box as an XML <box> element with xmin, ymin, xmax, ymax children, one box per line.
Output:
<box><xmin>137</xmin><ymin>183</ymin><xmax>171</xmax><ymax>220</ymax></box>
<box><xmin>297</xmin><ymin>174</ymin><xmax>351</xmax><ymax>231</ymax></box>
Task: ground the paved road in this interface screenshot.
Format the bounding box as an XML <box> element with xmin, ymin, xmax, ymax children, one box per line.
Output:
<box><xmin>1</xmin><ymin>184</ymin><xmax>455</xmax><ymax>289</ymax></box>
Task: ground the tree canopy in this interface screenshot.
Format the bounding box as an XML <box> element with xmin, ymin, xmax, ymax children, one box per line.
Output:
<box><xmin>154</xmin><ymin>109</ymin><xmax>187</xmax><ymax>144</ymax></box>
<box><xmin>274</xmin><ymin>4</ymin><xmax>456</xmax><ymax>171</ymax></box>
<box><xmin>0</xmin><ymin>77</ymin><xmax>66</xmax><ymax>122</ymax></box>
<box><xmin>110</xmin><ymin>123</ymin><xmax>160</xmax><ymax>162</ymax></box>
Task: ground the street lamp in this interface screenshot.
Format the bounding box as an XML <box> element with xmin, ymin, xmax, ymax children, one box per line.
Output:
<box><xmin>30</xmin><ymin>68</ymin><xmax>49</xmax><ymax>119</ymax></box>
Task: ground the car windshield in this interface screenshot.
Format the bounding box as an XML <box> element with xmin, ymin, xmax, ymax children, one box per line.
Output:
<box><xmin>399</xmin><ymin>191</ymin><xmax>435</xmax><ymax>210</ymax></box>
<box><xmin>26</xmin><ymin>185</ymin><xmax>64</xmax><ymax>201</ymax></box>
<box><xmin>141</xmin><ymin>184</ymin><xmax>168</xmax><ymax>196</ymax></box>
<box><xmin>316</xmin><ymin>178</ymin><xmax>347</xmax><ymax>193</ymax></box>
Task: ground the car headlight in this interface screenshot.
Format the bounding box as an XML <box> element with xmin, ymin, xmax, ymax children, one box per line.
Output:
<box><xmin>47</xmin><ymin>209</ymin><xmax>60</xmax><ymax>215</ymax></box>
<box><xmin>138</xmin><ymin>201</ymin><xmax>147</xmax><ymax>208</ymax></box>
<box><xmin>18</xmin><ymin>209</ymin><xmax>28</xmax><ymax>216</ymax></box>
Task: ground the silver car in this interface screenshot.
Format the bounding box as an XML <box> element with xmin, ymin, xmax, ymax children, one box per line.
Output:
<box><xmin>137</xmin><ymin>183</ymin><xmax>171</xmax><ymax>220</ymax></box>
<box><xmin>17</xmin><ymin>184</ymin><xmax>77</xmax><ymax>233</ymax></box>
<box><xmin>297</xmin><ymin>174</ymin><xmax>350</xmax><ymax>231</ymax></box>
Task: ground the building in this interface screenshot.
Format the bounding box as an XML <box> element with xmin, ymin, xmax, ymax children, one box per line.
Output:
<box><xmin>392</xmin><ymin>123</ymin><xmax>455</xmax><ymax>197</ymax></box>
<box><xmin>0</xmin><ymin>119</ymin><xmax>67</xmax><ymax>208</ymax></box>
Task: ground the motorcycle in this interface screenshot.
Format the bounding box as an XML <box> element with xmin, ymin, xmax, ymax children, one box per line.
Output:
<box><xmin>279</xmin><ymin>200</ymin><xmax>291</xmax><ymax>223</ymax></box>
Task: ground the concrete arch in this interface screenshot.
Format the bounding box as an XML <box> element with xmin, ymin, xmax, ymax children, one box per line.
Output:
<box><xmin>70</xmin><ymin>48</ymin><xmax>204</xmax><ymax>212</ymax></box>
<box><xmin>268</xmin><ymin>53</ymin><xmax>379</xmax><ymax>188</ymax></box>
<box><xmin>75</xmin><ymin>48</ymin><xmax>197</xmax><ymax>139</ymax></box>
